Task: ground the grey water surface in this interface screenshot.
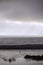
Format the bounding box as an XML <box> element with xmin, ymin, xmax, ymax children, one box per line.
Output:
<box><xmin>0</xmin><ymin>37</ymin><xmax>43</xmax><ymax>45</ymax></box>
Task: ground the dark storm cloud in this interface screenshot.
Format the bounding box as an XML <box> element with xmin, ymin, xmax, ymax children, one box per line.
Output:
<box><xmin>0</xmin><ymin>0</ymin><xmax>43</xmax><ymax>21</ymax></box>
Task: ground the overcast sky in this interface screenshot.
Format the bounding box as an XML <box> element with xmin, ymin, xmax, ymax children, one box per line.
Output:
<box><xmin>0</xmin><ymin>18</ymin><xmax>43</xmax><ymax>37</ymax></box>
<box><xmin>0</xmin><ymin>0</ymin><xmax>43</xmax><ymax>37</ymax></box>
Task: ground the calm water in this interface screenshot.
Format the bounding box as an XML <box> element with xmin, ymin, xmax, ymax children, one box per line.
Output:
<box><xmin>0</xmin><ymin>50</ymin><xmax>43</xmax><ymax>65</ymax></box>
<box><xmin>0</xmin><ymin>37</ymin><xmax>43</xmax><ymax>45</ymax></box>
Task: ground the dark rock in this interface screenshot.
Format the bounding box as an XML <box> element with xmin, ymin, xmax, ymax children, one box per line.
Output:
<box><xmin>9</xmin><ymin>59</ymin><xmax>12</xmax><ymax>62</ymax></box>
<box><xmin>24</xmin><ymin>55</ymin><xmax>43</xmax><ymax>61</ymax></box>
<box><xmin>24</xmin><ymin>55</ymin><xmax>32</xmax><ymax>59</ymax></box>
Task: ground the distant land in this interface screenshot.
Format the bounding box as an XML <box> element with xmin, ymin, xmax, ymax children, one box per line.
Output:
<box><xmin>0</xmin><ymin>44</ymin><xmax>43</xmax><ymax>49</ymax></box>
